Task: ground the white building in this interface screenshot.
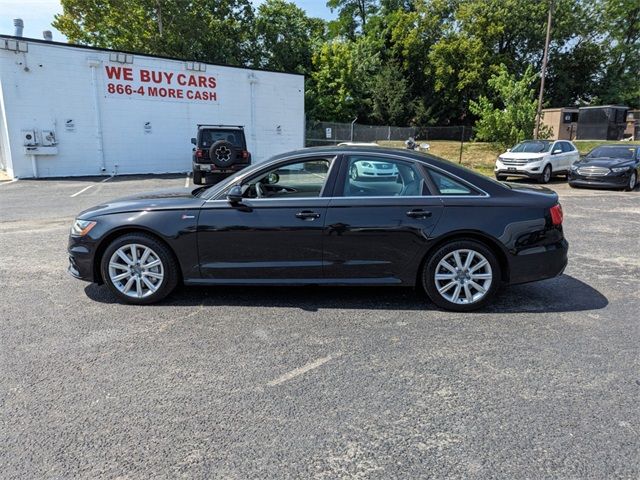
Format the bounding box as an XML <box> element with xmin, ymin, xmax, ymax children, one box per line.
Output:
<box><xmin>0</xmin><ymin>34</ymin><xmax>305</xmax><ymax>179</ymax></box>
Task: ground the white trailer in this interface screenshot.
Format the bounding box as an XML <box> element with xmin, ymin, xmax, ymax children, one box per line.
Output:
<box><xmin>0</xmin><ymin>35</ymin><xmax>305</xmax><ymax>179</ymax></box>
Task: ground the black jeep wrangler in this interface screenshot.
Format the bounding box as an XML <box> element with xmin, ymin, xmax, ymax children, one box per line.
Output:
<box><xmin>191</xmin><ymin>125</ymin><xmax>252</xmax><ymax>185</ymax></box>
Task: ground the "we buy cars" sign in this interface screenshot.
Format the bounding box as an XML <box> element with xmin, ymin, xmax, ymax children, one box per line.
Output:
<box><xmin>104</xmin><ymin>65</ymin><xmax>218</xmax><ymax>103</ymax></box>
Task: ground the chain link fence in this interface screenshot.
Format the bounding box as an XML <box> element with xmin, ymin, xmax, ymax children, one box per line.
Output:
<box><xmin>306</xmin><ymin>121</ymin><xmax>473</xmax><ymax>146</ymax></box>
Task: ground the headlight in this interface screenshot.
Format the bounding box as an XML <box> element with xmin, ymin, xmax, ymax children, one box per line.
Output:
<box><xmin>70</xmin><ymin>219</ymin><xmax>97</xmax><ymax>236</ymax></box>
<box><xmin>526</xmin><ymin>158</ymin><xmax>542</xmax><ymax>163</ymax></box>
<box><xmin>611</xmin><ymin>166</ymin><xmax>631</xmax><ymax>173</ymax></box>
<box><xmin>361</xmin><ymin>162</ymin><xmax>372</xmax><ymax>167</ymax></box>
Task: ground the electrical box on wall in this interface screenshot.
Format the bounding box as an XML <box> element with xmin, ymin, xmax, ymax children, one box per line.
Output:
<box><xmin>41</xmin><ymin>130</ymin><xmax>57</xmax><ymax>146</ymax></box>
<box><xmin>22</xmin><ymin>130</ymin><xmax>37</xmax><ymax>146</ymax></box>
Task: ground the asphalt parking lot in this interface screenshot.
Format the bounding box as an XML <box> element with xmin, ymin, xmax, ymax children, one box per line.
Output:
<box><xmin>1</xmin><ymin>174</ymin><xmax>638</xmax><ymax>479</ymax></box>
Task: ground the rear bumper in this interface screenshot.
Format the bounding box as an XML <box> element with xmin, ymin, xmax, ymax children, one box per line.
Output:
<box><xmin>192</xmin><ymin>161</ymin><xmax>250</xmax><ymax>174</ymax></box>
<box><xmin>508</xmin><ymin>239</ymin><xmax>568</xmax><ymax>285</ymax></box>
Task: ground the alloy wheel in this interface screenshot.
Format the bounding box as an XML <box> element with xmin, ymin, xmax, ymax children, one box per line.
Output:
<box><xmin>434</xmin><ymin>249</ymin><xmax>493</xmax><ymax>305</ymax></box>
<box><xmin>543</xmin><ymin>166</ymin><xmax>551</xmax><ymax>183</ymax></box>
<box><xmin>630</xmin><ymin>172</ymin><xmax>637</xmax><ymax>190</ymax></box>
<box><xmin>350</xmin><ymin>165</ymin><xmax>358</xmax><ymax>180</ymax></box>
<box><xmin>108</xmin><ymin>243</ymin><xmax>164</xmax><ymax>299</ymax></box>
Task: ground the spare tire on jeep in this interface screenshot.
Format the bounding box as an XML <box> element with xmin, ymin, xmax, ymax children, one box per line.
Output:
<box><xmin>209</xmin><ymin>140</ymin><xmax>237</xmax><ymax>168</ymax></box>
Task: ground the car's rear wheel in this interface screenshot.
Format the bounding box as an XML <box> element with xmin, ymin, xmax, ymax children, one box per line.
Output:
<box><xmin>423</xmin><ymin>240</ymin><xmax>501</xmax><ymax>312</ymax></box>
<box><xmin>100</xmin><ymin>233</ymin><xmax>178</xmax><ymax>305</ymax></box>
<box><xmin>193</xmin><ymin>170</ymin><xmax>204</xmax><ymax>185</ymax></box>
<box><xmin>539</xmin><ymin>164</ymin><xmax>552</xmax><ymax>184</ymax></box>
<box><xmin>625</xmin><ymin>171</ymin><xmax>637</xmax><ymax>191</ymax></box>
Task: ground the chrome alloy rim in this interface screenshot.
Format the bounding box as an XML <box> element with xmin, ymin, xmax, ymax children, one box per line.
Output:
<box><xmin>630</xmin><ymin>172</ymin><xmax>636</xmax><ymax>190</ymax></box>
<box><xmin>350</xmin><ymin>165</ymin><xmax>358</xmax><ymax>180</ymax></box>
<box><xmin>543</xmin><ymin>166</ymin><xmax>551</xmax><ymax>182</ymax></box>
<box><xmin>108</xmin><ymin>244</ymin><xmax>164</xmax><ymax>298</ymax></box>
<box><xmin>434</xmin><ymin>249</ymin><xmax>492</xmax><ymax>305</ymax></box>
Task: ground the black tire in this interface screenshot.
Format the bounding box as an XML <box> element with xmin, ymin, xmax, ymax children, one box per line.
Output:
<box><xmin>193</xmin><ymin>170</ymin><xmax>204</xmax><ymax>185</ymax></box>
<box><xmin>625</xmin><ymin>171</ymin><xmax>637</xmax><ymax>191</ymax></box>
<box><xmin>569</xmin><ymin>182</ymin><xmax>578</xmax><ymax>189</ymax></box>
<box><xmin>539</xmin><ymin>164</ymin><xmax>552</xmax><ymax>184</ymax></box>
<box><xmin>209</xmin><ymin>140</ymin><xmax>237</xmax><ymax>168</ymax></box>
<box><xmin>422</xmin><ymin>239</ymin><xmax>501</xmax><ymax>312</ymax></box>
<box><xmin>100</xmin><ymin>233</ymin><xmax>179</xmax><ymax>305</ymax></box>
<box><xmin>495</xmin><ymin>174</ymin><xmax>507</xmax><ymax>181</ymax></box>
<box><xmin>350</xmin><ymin>164</ymin><xmax>361</xmax><ymax>181</ymax></box>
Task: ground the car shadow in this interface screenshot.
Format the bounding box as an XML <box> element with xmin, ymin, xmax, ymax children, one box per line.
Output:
<box><xmin>84</xmin><ymin>274</ymin><xmax>607</xmax><ymax>314</ymax></box>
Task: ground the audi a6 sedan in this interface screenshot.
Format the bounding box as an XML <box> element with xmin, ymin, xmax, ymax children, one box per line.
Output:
<box><xmin>68</xmin><ymin>147</ymin><xmax>568</xmax><ymax>311</ymax></box>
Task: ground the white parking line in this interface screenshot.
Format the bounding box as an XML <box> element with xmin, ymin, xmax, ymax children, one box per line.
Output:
<box><xmin>70</xmin><ymin>176</ymin><xmax>112</xmax><ymax>197</ymax></box>
<box><xmin>267</xmin><ymin>355</ymin><xmax>336</xmax><ymax>387</ymax></box>
<box><xmin>184</xmin><ymin>173</ymin><xmax>190</xmax><ymax>188</ymax></box>
<box><xmin>0</xmin><ymin>179</ymin><xmax>18</xmax><ymax>186</ymax></box>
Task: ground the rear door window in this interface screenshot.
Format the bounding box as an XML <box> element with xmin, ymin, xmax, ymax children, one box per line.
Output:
<box><xmin>342</xmin><ymin>156</ymin><xmax>429</xmax><ymax>197</ymax></box>
<box><xmin>427</xmin><ymin>169</ymin><xmax>479</xmax><ymax>196</ymax></box>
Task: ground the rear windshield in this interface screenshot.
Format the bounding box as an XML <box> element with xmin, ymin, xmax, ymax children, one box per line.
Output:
<box><xmin>586</xmin><ymin>146</ymin><xmax>636</xmax><ymax>159</ymax></box>
<box><xmin>199</xmin><ymin>129</ymin><xmax>244</xmax><ymax>148</ymax></box>
<box><xmin>510</xmin><ymin>141</ymin><xmax>552</xmax><ymax>153</ymax></box>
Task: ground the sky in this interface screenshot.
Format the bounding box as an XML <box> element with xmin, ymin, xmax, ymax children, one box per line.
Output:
<box><xmin>0</xmin><ymin>0</ymin><xmax>335</xmax><ymax>41</ymax></box>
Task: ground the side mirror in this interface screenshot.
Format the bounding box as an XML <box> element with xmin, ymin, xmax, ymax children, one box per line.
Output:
<box><xmin>552</xmin><ymin>148</ymin><xmax>562</xmax><ymax>155</ymax></box>
<box><xmin>506</xmin><ymin>148</ymin><xmax>511</xmax><ymax>152</ymax></box>
<box><xmin>227</xmin><ymin>185</ymin><xmax>243</xmax><ymax>204</ymax></box>
<box><xmin>190</xmin><ymin>137</ymin><xmax>197</xmax><ymax>145</ymax></box>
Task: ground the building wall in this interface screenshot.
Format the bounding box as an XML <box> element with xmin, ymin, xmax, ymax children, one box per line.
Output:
<box><xmin>0</xmin><ymin>38</ymin><xmax>304</xmax><ymax>178</ymax></box>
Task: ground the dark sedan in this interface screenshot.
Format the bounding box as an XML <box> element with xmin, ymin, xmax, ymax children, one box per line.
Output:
<box><xmin>68</xmin><ymin>147</ymin><xmax>568</xmax><ymax>311</ymax></box>
<box><xmin>569</xmin><ymin>144</ymin><xmax>639</xmax><ymax>191</ymax></box>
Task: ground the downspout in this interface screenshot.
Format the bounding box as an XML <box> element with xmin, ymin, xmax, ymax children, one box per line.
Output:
<box><xmin>87</xmin><ymin>58</ymin><xmax>106</xmax><ymax>173</ymax></box>
<box><xmin>248</xmin><ymin>73</ymin><xmax>258</xmax><ymax>161</ymax></box>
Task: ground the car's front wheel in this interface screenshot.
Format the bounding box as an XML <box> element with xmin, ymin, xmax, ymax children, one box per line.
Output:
<box><xmin>625</xmin><ymin>171</ymin><xmax>637</xmax><ymax>191</ymax></box>
<box><xmin>350</xmin><ymin>164</ymin><xmax>361</xmax><ymax>181</ymax></box>
<box><xmin>100</xmin><ymin>233</ymin><xmax>178</xmax><ymax>304</ymax></box>
<box><xmin>423</xmin><ymin>240</ymin><xmax>501</xmax><ymax>312</ymax></box>
<box><xmin>539</xmin><ymin>164</ymin><xmax>552</xmax><ymax>184</ymax></box>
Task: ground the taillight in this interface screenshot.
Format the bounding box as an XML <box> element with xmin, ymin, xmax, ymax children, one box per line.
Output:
<box><xmin>196</xmin><ymin>149</ymin><xmax>204</xmax><ymax>158</ymax></box>
<box><xmin>550</xmin><ymin>204</ymin><xmax>563</xmax><ymax>226</ymax></box>
<box><xmin>241</xmin><ymin>150</ymin><xmax>249</xmax><ymax>159</ymax></box>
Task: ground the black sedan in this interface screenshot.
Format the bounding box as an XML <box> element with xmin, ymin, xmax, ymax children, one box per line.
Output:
<box><xmin>569</xmin><ymin>144</ymin><xmax>639</xmax><ymax>191</ymax></box>
<box><xmin>68</xmin><ymin>147</ymin><xmax>568</xmax><ymax>312</ymax></box>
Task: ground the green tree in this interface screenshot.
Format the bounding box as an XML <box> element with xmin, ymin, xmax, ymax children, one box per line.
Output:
<box><xmin>53</xmin><ymin>0</ymin><xmax>255</xmax><ymax>66</ymax></box>
<box><xmin>252</xmin><ymin>0</ymin><xmax>325</xmax><ymax>74</ymax></box>
<box><xmin>469</xmin><ymin>65</ymin><xmax>541</xmax><ymax>148</ymax></box>
<box><xmin>596</xmin><ymin>0</ymin><xmax>640</xmax><ymax>107</ymax></box>
<box><xmin>326</xmin><ymin>0</ymin><xmax>379</xmax><ymax>38</ymax></box>
<box><xmin>370</xmin><ymin>63</ymin><xmax>412</xmax><ymax>124</ymax></box>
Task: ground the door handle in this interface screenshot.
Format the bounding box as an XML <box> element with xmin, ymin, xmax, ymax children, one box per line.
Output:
<box><xmin>295</xmin><ymin>210</ymin><xmax>321</xmax><ymax>220</ymax></box>
<box><xmin>406</xmin><ymin>209</ymin><xmax>432</xmax><ymax>219</ymax></box>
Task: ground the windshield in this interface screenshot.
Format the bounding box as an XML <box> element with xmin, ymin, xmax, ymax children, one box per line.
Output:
<box><xmin>586</xmin><ymin>146</ymin><xmax>636</xmax><ymax>160</ymax></box>
<box><xmin>510</xmin><ymin>141</ymin><xmax>552</xmax><ymax>153</ymax></box>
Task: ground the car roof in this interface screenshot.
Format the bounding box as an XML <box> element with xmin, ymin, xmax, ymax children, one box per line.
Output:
<box><xmin>198</xmin><ymin>125</ymin><xmax>244</xmax><ymax>130</ymax></box>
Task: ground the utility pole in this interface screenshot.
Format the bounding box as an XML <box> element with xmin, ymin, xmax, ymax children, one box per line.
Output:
<box><xmin>534</xmin><ymin>0</ymin><xmax>553</xmax><ymax>139</ymax></box>
<box><xmin>157</xmin><ymin>0</ymin><xmax>163</xmax><ymax>36</ymax></box>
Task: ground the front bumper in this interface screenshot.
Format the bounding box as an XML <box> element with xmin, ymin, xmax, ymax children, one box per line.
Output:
<box><xmin>508</xmin><ymin>239</ymin><xmax>569</xmax><ymax>285</ymax></box>
<box><xmin>495</xmin><ymin>160</ymin><xmax>544</xmax><ymax>178</ymax></box>
<box><xmin>68</xmin><ymin>238</ymin><xmax>97</xmax><ymax>282</ymax></box>
<box><xmin>568</xmin><ymin>171</ymin><xmax>631</xmax><ymax>189</ymax></box>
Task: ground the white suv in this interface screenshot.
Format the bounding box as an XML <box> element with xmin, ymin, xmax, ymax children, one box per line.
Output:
<box><xmin>495</xmin><ymin>139</ymin><xmax>580</xmax><ymax>183</ymax></box>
